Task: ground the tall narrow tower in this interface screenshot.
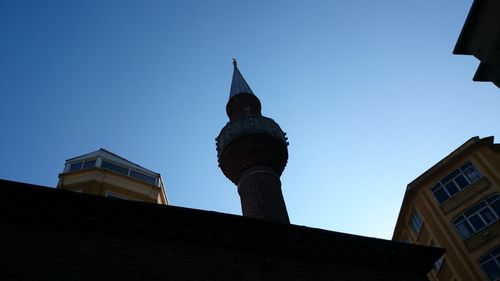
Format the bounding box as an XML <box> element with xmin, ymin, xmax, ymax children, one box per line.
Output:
<box><xmin>216</xmin><ymin>60</ymin><xmax>290</xmax><ymax>224</ymax></box>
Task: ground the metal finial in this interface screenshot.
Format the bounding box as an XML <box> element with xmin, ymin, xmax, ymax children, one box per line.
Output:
<box><xmin>232</xmin><ymin>58</ymin><xmax>237</xmax><ymax>67</ymax></box>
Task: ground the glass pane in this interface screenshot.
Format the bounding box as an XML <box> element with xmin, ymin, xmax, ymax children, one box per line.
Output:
<box><xmin>410</xmin><ymin>212</ymin><xmax>423</xmax><ymax>235</ymax></box>
<box><xmin>479</xmin><ymin>208</ymin><xmax>497</xmax><ymax>224</ymax></box>
<box><xmin>69</xmin><ymin>162</ymin><xmax>83</xmax><ymax>171</ymax></box>
<box><xmin>454</xmin><ymin>175</ymin><xmax>470</xmax><ymax>189</ymax></box>
<box><xmin>487</xmin><ymin>194</ymin><xmax>499</xmax><ymax>204</ymax></box>
<box><xmin>491</xmin><ymin>199</ymin><xmax>500</xmax><ymax>217</ymax></box>
<box><xmin>106</xmin><ymin>193</ymin><xmax>129</xmax><ymax>200</ymax></box>
<box><xmin>465</xmin><ymin>202</ymin><xmax>487</xmax><ymax>216</ymax></box>
<box><xmin>480</xmin><ymin>254</ymin><xmax>492</xmax><ymax>264</ymax></box>
<box><xmin>82</xmin><ymin>160</ymin><xmax>96</xmax><ymax>169</ymax></box>
<box><xmin>434</xmin><ymin>256</ymin><xmax>444</xmax><ymax>271</ymax></box>
<box><xmin>442</xmin><ymin>169</ymin><xmax>461</xmax><ymax>184</ymax></box>
<box><xmin>101</xmin><ymin>161</ymin><xmax>129</xmax><ymax>175</ymax></box>
<box><xmin>469</xmin><ymin>214</ymin><xmax>486</xmax><ymax>231</ymax></box>
<box><xmin>480</xmin><ymin>259</ymin><xmax>500</xmax><ymax>281</ymax></box>
<box><xmin>492</xmin><ymin>247</ymin><xmax>500</xmax><ymax>257</ymax></box>
<box><xmin>463</xmin><ymin>165</ymin><xmax>481</xmax><ymax>182</ymax></box>
<box><xmin>454</xmin><ymin>215</ymin><xmax>465</xmax><ymax>223</ymax></box>
<box><xmin>444</xmin><ymin>181</ymin><xmax>460</xmax><ymax>197</ymax></box>
<box><xmin>432</xmin><ymin>186</ymin><xmax>449</xmax><ymax>204</ymax></box>
<box><xmin>455</xmin><ymin>221</ymin><xmax>473</xmax><ymax>239</ymax></box>
<box><xmin>129</xmin><ymin>170</ymin><xmax>157</xmax><ymax>185</ymax></box>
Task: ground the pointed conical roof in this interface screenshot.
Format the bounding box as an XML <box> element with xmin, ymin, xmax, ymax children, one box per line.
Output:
<box><xmin>229</xmin><ymin>59</ymin><xmax>254</xmax><ymax>99</ymax></box>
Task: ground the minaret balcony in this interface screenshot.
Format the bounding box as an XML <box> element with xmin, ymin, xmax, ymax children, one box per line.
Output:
<box><xmin>216</xmin><ymin>116</ymin><xmax>288</xmax><ymax>157</ymax></box>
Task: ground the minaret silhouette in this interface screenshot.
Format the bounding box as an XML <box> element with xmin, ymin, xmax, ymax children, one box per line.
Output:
<box><xmin>216</xmin><ymin>59</ymin><xmax>290</xmax><ymax>224</ymax></box>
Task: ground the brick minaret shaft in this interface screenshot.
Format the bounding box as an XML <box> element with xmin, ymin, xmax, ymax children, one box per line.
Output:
<box><xmin>216</xmin><ymin>60</ymin><xmax>290</xmax><ymax>224</ymax></box>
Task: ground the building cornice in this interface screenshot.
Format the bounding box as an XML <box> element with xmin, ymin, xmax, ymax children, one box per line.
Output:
<box><xmin>392</xmin><ymin>136</ymin><xmax>495</xmax><ymax>240</ymax></box>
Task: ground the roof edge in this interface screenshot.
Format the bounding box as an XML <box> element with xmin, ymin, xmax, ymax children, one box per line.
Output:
<box><xmin>408</xmin><ymin>136</ymin><xmax>493</xmax><ymax>189</ymax></box>
<box><xmin>392</xmin><ymin>136</ymin><xmax>495</xmax><ymax>240</ymax></box>
<box><xmin>65</xmin><ymin>148</ymin><xmax>160</xmax><ymax>176</ymax></box>
<box><xmin>453</xmin><ymin>0</ymin><xmax>481</xmax><ymax>55</ymax></box>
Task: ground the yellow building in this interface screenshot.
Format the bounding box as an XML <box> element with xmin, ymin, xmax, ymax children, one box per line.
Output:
<box><xmin>57</xmin><ymin>148</ymin><xmax>168</xmax><ymax>204</ymax></box>
<box><xmin>393</xmin><ymin>136</ymin><xmax>500</xmax><ymax>281</ymax></box>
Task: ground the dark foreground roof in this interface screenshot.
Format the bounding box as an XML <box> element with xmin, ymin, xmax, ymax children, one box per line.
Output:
<box><xmin>0</xmin><ymin>179</ymin><xmax>442</xmax><ymax>281</ymax></box>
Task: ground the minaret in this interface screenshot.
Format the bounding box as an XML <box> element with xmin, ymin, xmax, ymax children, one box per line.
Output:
<box><xmin>216</xmin><ymin>59</ymin><xmax>290</xmax><ymax>224</ymax></box>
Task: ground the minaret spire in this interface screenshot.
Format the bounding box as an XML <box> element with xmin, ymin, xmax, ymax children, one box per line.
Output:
<box><xmin>229</xmin><ymin>59</ymin><xmax>254</xmax><ymax>99</ymax></box>
<box><xmin>216</xmin><ymin>60</ymin><xmax>290</xmax><ymax>224</ymax></box>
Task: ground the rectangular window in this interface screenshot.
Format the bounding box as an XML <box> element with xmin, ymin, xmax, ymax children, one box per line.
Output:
<box><xmin>69</xmin><ymin>160</ymin><xmax>95</xmax><ymax>172</ymax></box>
<box><xmin>453</xmin><ymin>194</ymin><xmax>499</xmax><ymax>239</ymax></box>
<box><xmin>409</xmin><ymin>210</ymin><xmax>423</xmax><ymax>236</ymax></box>
<box><xmin>101</xmin><ymin>161</ymin><xmax>129</xmax><ymax>176</ymax></box>
<box><xmin>82</xmin><ymin>160</ymin><xmax>96</xmax><ymax>170</ymax></box>
<box><xmin>479</xmin><ymin>246</ymin><xmax>500</xmax><ymax>281</ymax></box>
<box><xmin>129</xmin><ymin>170</ymin><xmax>157</xmax><ymax>185</ymax></box>
<box><xmin>105</xmin><ymin>192</ymin><xmax>136</xmax><ymax>201</ymax></box>
<box><xmin>69</xmin><ymin>162</ymin><xmax>83</xmax><ymax>171</ymax></box>
<box><xmin>431</xmin><ymin>241</ymin><xmax>445</xmax><ymax>271</ymax></box>
<box><xmin>430</xmin><ymin>162</ymin><xmax>481</xmax><ymax>204</ymax></box>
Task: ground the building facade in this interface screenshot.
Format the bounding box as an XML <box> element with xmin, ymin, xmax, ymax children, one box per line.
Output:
<box><xmin>57</xmin><ymin>148</ymin><xmax>168</xmax><ymax>204</ymax></box>
<box><xmin>393</xmin><ymin>136</ymin><xmax>500</xmax><ymax>281</ymax></box>
<box><xmin>454</xmin><ymin>0</ymin><xmax>500</xmax><ymax>88</ymax></box>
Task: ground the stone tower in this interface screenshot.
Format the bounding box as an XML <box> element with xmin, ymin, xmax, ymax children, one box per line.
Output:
<box><xmin>216</xmin><ymin>60</ymin><xmax>290</xmax><ymax>224</ymax></box>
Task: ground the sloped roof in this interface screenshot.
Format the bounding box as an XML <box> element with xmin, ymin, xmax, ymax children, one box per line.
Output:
<box><xmin>66</xmin><ymin>148</ymin><xmax>159</xmax><ymax>176</ymax></box>
<box><xmin>392</xmin><ymin>136</ymin><xmax>498</xmax><ymax>239</ymax></box>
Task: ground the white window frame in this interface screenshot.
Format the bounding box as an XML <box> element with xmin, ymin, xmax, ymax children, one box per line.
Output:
<box><xmin>479</xmin><ymin>246</ymin><xmax>500</xmax><ymax>281</ymax></box>
<box><xmin>430</xmin><ymin>162</ymin><xmax>481</xmax><ymax>205</ymax></box>
<box><xmin>453</xmin><ymin>194</ymin><xmax>499</xmax><ymax>240</ymax></box>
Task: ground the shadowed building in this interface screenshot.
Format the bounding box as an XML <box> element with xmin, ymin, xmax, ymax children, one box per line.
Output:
<box><xmin>454</xmin><ymin>0</ymin><xmax>500</xmax><ymax>88</ymax></box>
<box><xmin>393</xmin><ymin>136</ymin><xmax>500</xmax><ymax>281</ymax></box>
<box><xmin>58</xmin><ymin>148</ymin><xmax>168</xmax><ymax>204</ymax></box>
<box><xmin>0</xmin><ymin>61</ymin><xmax>443</xmax><ymax>280</ymax></box>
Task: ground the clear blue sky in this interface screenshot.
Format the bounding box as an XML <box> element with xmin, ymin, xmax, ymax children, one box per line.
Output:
<box><xmin>1</xmin><ymin>0</ymin><xmax>498</xmax><ymax>239</ymax></box>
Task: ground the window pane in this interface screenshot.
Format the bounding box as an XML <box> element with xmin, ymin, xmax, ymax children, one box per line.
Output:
<box><xmin>442</xmin><ymin>170</ymin><xmax>461</xmax><ymax>184</ymax></box>
<box><xmin>454</xmin><ymin>175</ymin><xmax>470</xmax><ymax>189</ymax></box>
<box><xmin>492</xmin><ymin>247</ymin><xmax>500</xmax><ymax>257</ymax></box>
<box><xmin>455</xmin><ymin>221</ymin><xmax>473</xmax><ymax>239</ymax></box>
<box><xmin>480</xmin><ymin>259</ymin><xmax>500</xmax><ymax>281</ymax></box>
<box><xmin>82</xmin><ymin>160</ymin><xmax>96</xmax><ymax>169</ymax></box>
<box><xmin>410</xmin><ymin>211</ymin><xmax>423</xmax><ymax>235</ymax></box>
<box><xmin>434</xmin><ymin>255</ymin><xmax>445</xmax><ymax>271</ymax></box>
<box><xmin>432</xmin><ymin>186</ymin><xmax>449</xmax><ymax>204</ymax></box>
<box><xmin>465</xmin><ymin>202</ymin><xmax>487</xmax><ymax>216</ymax></box>
<box><xmin>491</xmin><ymin>199</ymin><xmax>500</xmax><ymax>216</ymax></box>
<box><xmin>469</xmin><ymin>214</ymin><xmax>486</xmax><ymax>230</ymax></box>
<box><xmin>129</xmin><ymin>170</ymin><xmax>157</xmax><ymax>185</ymax></box>
<box><xmin>69</xmin><ymin>162</ymin><xmax>83</xmax><ymax>171</ymax></box>
<box><xmin>463</xmin><ymin>165</ymin><xmax>481</xmax><ymax>182</ymax></box>
<box><xmin>480</xmin><ymin>254</ymin><xmax>492</xmax><ymax>264</ymax></box>
<box><xmin>487</xmin><ymin>194</ymin><xmax>499</xmax><ymax>204</ymax></box>
<box><xmin>444</xmin><ymin>181</ymin><xmax>460</xmax><ymax>197</ymax></box>
<box><xmin>454</xmin><ymin>215</ymin><xmax>465</xmax><ymax>223</ymax></box>
<box><xmin>479</xmin><ymin>208</ymin><xmax>497</xmax><ymax>224</ymax></box>
<box><xmin>101</xmin><ymin>161</ymin><xmax>129</xmax><ymax>176</ymax></box>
